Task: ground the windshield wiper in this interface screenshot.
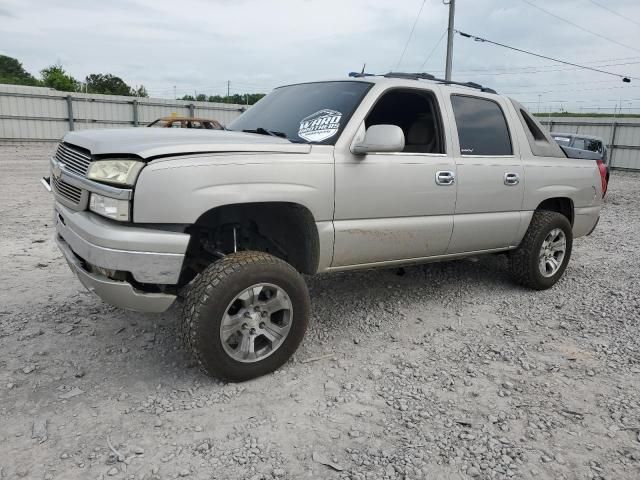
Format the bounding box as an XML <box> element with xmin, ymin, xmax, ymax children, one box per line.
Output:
<box><xmin>242</xmin><ymin>127</ymin><xmax>288</xmax><ymax>139</ymax></box>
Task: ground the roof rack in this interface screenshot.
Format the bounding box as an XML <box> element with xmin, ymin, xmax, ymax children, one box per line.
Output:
<box><xmin>348</xmin><ymin>71</ymin><xmax>497</xmax><ymax>94</ymax></box>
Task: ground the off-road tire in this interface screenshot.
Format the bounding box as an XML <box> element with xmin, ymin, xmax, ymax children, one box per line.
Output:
<box><xmin>180</xmin><ymin>251</ymin><xmax>310</xmax><ymax>382</ymax></box>
<box><xmin>509</xmin><ymin>210</ymin><xmax>573</xmax><ymax>290</ymax></box>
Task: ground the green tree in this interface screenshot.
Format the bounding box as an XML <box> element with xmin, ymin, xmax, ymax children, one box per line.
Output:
<box><xmin>183</xmin><ymin>92</ymin><xmax>265</xmax><ymax>105</ymax></box>
<box><xmin>245</xmin><ymin>93</ymin><xmax>266</xmax><ymax>105</ymax></box>
<box><xmin>207</xmin><ymin>93</ymin><xmax>266</xmax><ymax>105</ymax></box>
<box><xmin>133</xmin><ymin>85</ymin><xmax>148</xmax><ymax>97</ymax></box>
<box><xmin>0</xmin><ymin>55</ymin><xmax>39</xmax><ymax>86</ymax></box>
<box><xmin>41</xmin><ymin>64</ymin><xmax>79</xmax><ymax>92</ymax></box>
<box><xmin>86</xmin><ymin>73</ymin><xmax>134</xmax><ymax>96</ymax></box>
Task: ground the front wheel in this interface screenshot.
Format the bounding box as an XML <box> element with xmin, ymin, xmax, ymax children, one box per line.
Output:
<box><xmin>180</xmin><ymin>251</ymin><xmax>310</xmax><ymax>382</ymax></box>
<box><xmin>509</xmin><ymin>210</ymin><xmax>573</xmax><ymax>290</ymax></box>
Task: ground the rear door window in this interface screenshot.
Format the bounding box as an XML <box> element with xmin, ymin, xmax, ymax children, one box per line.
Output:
<box><xmin>571</xmin><ymin>138</ymin><xmax>586</xmax><ymax>150</ymax></box>
<box><xmin>451</xmin><ymin>95</ymin><xmax>512</xmax><ymax>156</ymax></box>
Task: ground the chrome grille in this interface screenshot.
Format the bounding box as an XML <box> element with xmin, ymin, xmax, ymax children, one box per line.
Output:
<box><xmin>55</xmin><ymin>143</ymin><xmax>92</xmax><ymax>176</ymax></box>
<box><xmin>52</xmin><ymin>175</ymin><xmax>82</xmax><ymax>204</ymax></box>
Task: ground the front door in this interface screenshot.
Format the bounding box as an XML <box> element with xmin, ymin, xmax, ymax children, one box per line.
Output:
<box><xmin>332</xmin><ymin>87</ymin><xmax>457</xmax><ymax>267</ymax></box>
<box><xmin>445</xmin><ymin>93</ymin><xmax>525</xmax><ymax>254</ymax></box>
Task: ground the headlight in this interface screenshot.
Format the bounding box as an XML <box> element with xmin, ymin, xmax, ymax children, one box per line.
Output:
<box><xmin>89</xmin><ymin>193</ymin><xmax>130</xmax><ymax>221</ymax></box>
<box><xmin>87</xmin><ymin>159</ymin><xmax>144</xmax><ymax>186</ymax></box>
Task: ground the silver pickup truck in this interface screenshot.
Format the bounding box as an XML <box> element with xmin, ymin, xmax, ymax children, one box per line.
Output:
<box><xmin>44</xmin><ymin>73</ymin><xmax>603</xmax><ymax>381</ymax></box>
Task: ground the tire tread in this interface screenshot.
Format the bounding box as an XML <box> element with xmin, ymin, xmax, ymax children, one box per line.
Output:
<box><xmin>509</xmin><ymin>210</ymin><xmax>572</xmax><ymax>290</ymax></box>
<box><xmin>180</xmin><ymin>251</ymin><xmax>304</xmax><ymax>379</ymax></box>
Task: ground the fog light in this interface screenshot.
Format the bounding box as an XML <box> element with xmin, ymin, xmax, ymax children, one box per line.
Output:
<box><xmin>89</xmin><ymin>193</ymin><xmax>130</xmax><ymax>221</ymax></box>
<box><xmin>93</xmin><ymin>266</ymin><xmax>117</xmax><ymax>278</ymax></box>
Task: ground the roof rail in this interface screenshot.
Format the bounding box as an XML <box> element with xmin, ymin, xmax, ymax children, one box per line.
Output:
<box><xmin>348</xmin><ymin>71</ymin><xmax>497</xmax><ymax>94</ymax></box>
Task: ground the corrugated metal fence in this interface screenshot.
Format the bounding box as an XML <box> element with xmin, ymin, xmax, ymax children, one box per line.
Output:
<box><xmin>540</xmin><ymin>116</ymin><xmax>640</xmax><ymax>171</ymax></box>
<box><xmin>2</xmin><ymin>86</ymin><xmax>640</xmax><ymax>171</ymax></box>
<box><xmin>0</xmin><ymin>84</ymin><xmax>247</xmax><ymax>142</ymax></box>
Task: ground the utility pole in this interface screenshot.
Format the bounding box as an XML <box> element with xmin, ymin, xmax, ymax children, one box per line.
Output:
<box><xmin>173</xmin><ymin>85</ymin><xmax>176</xmax><ymax>100</ymax></box>
<box><xmin>227</xmin><ymin>80</ymin><xmax>230</xmax><ymax>101</ymax></box>
<box><xmin>537</xmin><ymin>94</ymin><xmax>541</xmax><ymax>114</ymax></box>
<box><xmin>444</xmin><ymin>0</ymin><xmax>455</xmax><ymax>81</ymax></box>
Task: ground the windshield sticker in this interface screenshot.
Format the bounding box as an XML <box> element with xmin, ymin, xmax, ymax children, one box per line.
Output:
<box><xmin>298</xmin><ymin>109</ymin><xmax>342</xmax><ymax>142</ymax></box>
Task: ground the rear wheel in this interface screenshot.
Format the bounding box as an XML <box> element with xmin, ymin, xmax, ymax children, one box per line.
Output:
<box><xmin>509</xmin><ymin>211</ymin><xmax>573</xmax><ymax>290</ymax></box>
<box><xmin>180</xmin><ymin>251</ymin><xmax>310</xmax><ymax>381</ymax></box>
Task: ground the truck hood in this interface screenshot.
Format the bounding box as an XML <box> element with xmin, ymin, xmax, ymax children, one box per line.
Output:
<box><xmin>63</xmin><ymin>128</ymin><xmax>311</xmax><ymax>158</ymax></box>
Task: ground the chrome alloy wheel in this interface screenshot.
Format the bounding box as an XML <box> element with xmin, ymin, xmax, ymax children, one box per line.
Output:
<box><xmin>219</xmin><ymin>283</ymin><xmax>293</xmax><ymax>363</ymax></box>
<box><xmin>538</xmin><ymin>228</ymin><xmax>567</xmax><ymax>278</ymax></box>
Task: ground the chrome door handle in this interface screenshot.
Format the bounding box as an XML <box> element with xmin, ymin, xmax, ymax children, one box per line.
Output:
<box><xmin>504</xmin><ymin>172</ymin><xmax>520</xmax><ymax>186</ymax></box>
<box><xmin>435</xmin><ymin>170</ymin><xmax>455</xmax><ymax>186</ymax></box>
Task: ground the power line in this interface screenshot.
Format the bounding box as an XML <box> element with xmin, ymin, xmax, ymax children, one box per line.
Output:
<box><xmin>422</xmin><ymin>58</ymin><xmax>640</xmax><ymax>77</ymax></box>
<box><xmin>499</xmin><ymin>79</ymin><xmax>625</xmax><ymax>90</ymax></box>
<box><xmin>395</xmin><ymin>0</ymin><xmax>427</xmax><ymax>71</ymax></box>
<box><xmin>456</xmin><ymin>30</ymin><xmax>638</xmax><ymax>81</ymax></box>
<box><xmin>419</xmin><ymin>29</ymin><xmax>447</xmax><ymax>70</ymax></box>
<box><xmin>459</xmin><ymin>60</ymin><xmax>640</xmax><ymax>77</ymax></box>
<box><xmin>588</xmin><ymin>0</ymin><xmax>640</xmax><ymax>28</ymax></box>
<box><xmin>499</xmin><ymin>78</ymin><xmax>632</xmax><ymax>89</ymax></box>
<box><xmin>422</xmin><ymin>60</ymin><xmax>640</xmax><ymax>78</ymax></box>
<box><xmin>521</xmin><ymin>0</ymin><xmax>640</xmax><ymax>54</ymax></box>
<box><xmin>450</xmin><ymin>56</ymin><xmax>640</xmax><ymax>74</ymax></box>
<box><xmin>504</xmin><ymin>83</ymin><xmax>640</xmax><ymax>96</ymax></box>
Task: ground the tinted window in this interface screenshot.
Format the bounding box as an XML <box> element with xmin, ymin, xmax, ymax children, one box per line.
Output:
<box><xmin>229</xmin><ymin>81</ymin><xmax>372</xmax><ymax>145</ymax></box>
<box><xmin>520</xmin><ymin>109</ymin><xmax>546</xmax><ymax>141</ymax></box>
<box><xmin>585</xmin><ymin>139</ymin><xmax>602</xmax><ymax>153</ymax></box>
<box><xmin>365</xmin><ymin>89</ymin><xmax>445</xmax><ymax>154</ymax></box>
<box><xmin>553</xmin><ymin>136</ymin><xmax>571</xmax><ymax>146</ymax></box>
<box><xmin>451</xmin><ymin>95</ymin><xmax>512</xmax><ymax>155</ymax></box>
<box><xmin>572</xmin><ymin>138</ymin><xmax>586</xmax><ymax>150</ymax></box>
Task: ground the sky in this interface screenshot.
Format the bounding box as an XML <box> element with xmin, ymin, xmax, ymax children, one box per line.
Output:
<box><xmin>2</xmin><ymin>0</ymin><xmax>640</xmax><ymax>113</ymax></box>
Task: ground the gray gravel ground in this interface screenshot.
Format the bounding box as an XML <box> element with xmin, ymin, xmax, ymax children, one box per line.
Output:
<box><xmin>1</xmin><ymin>143</ymin><xmax>639</xmax><ymax>480</ymax></box>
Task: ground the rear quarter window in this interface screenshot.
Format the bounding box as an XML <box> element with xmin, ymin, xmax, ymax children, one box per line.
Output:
<box><xmin>510</xmin><ymin>99</ymin><xmax>566</xmax><ymax>158</ymax></box>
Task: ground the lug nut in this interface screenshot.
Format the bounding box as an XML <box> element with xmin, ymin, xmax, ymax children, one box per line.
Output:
<box><xmin>261</xmin><ymin>311</ymin><xmax>268</xmax><ymax>317</ymax></box>
<box><xmin>242</xmin><ymin>323</ymin><xmax>248</xmax><ymax>330</ymax></box>
<box><xmin>259</xmin><ymin>322</ymin><xmax>265</xmax><ymax>329</ymax></box>
<box><xmin>249</xmin><ymin>328</ymin><xmax>256</xmax><ymax>335</ymax></box>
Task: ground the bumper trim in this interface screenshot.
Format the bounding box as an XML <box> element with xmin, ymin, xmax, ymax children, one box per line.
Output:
<box><xmin>57</xmin><ymin>235</ymin><xmax>176</xmax><ymax>313</ymax></box>
<box><xmin>573</xmin><ymin>205</ymin><xmax>602</xmax><ymax>238</ymax></box>
<box><xmin>56</xmin><ymin>203</ymin><xmax>188</xmax><ymax>284</ymax></box>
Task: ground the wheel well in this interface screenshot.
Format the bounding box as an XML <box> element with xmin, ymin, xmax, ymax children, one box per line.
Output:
<box><xmin>536</xmin><ymin>197</ymin><xmax>574</xmax><ymax>225</ymax></box>
<box><xmin>181</xmin><ymin>202</ymin><xmax>319</xmax><ymax>284</ymax></box>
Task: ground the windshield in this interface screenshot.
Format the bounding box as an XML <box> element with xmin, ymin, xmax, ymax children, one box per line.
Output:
<box><xmin>228</xmin><ymin>81</ymin><xmax>372</xmax><ymax>144</ymax></box>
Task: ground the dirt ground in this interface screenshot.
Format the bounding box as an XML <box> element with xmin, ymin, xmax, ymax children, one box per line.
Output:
<box><xmin>1</xmin><ymin>143</ymin><xmax>639</xmax><ymax>480</ymax></box>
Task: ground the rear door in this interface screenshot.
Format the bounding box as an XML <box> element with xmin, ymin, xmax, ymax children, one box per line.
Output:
<box><xmin>445</xmin><ymin>93</ymin><xmax>525</xmax><ymax>253</ymax></box>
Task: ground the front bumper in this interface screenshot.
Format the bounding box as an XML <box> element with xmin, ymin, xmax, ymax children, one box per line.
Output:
<box><xmin>56</xmin><ymin>235</ymin><xmax>177</xmax><ymax>313</ymax></box>
<box><xmin>54</xmin><ymin>201</ymin><xmax>190</xmax><ymax>312</ymax></box>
